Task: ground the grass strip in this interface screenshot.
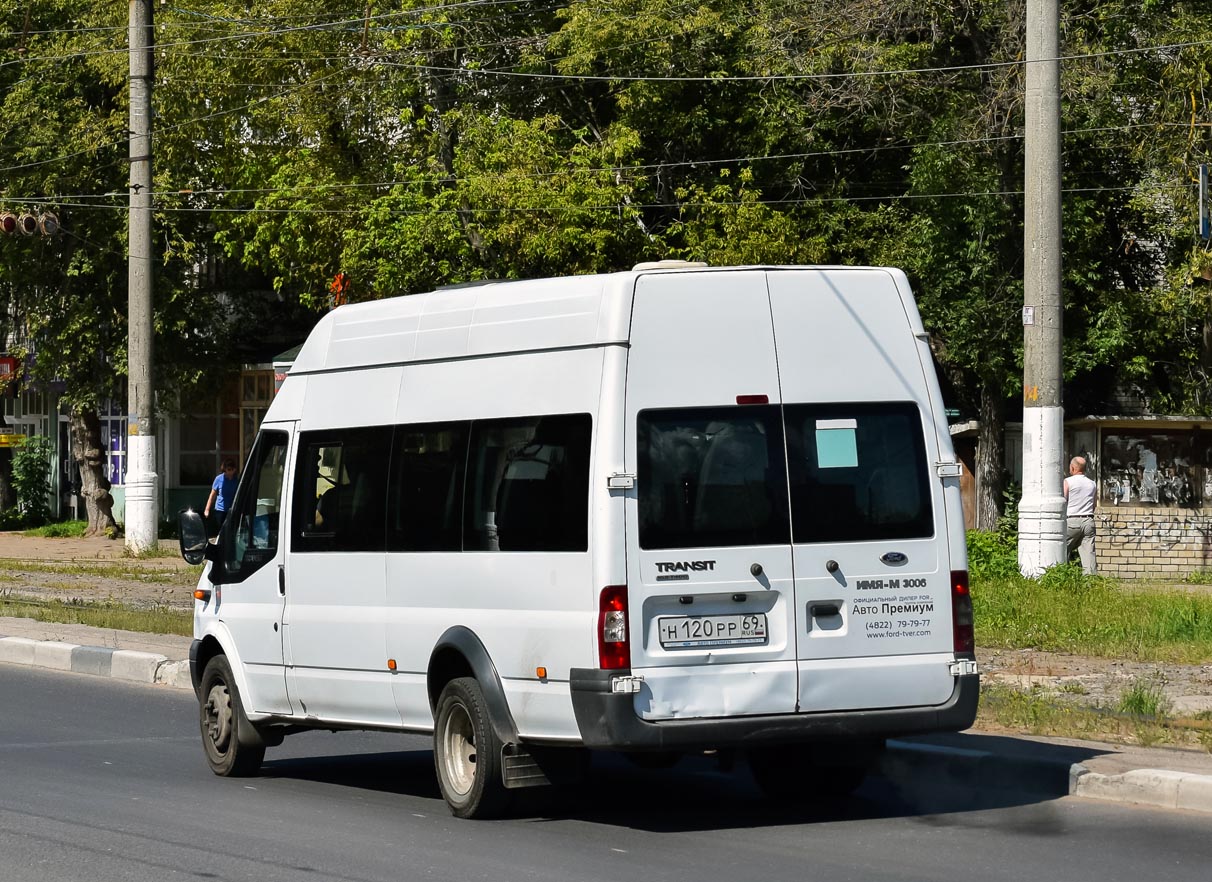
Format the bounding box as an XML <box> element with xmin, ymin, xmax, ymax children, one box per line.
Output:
<box><xmin>973</xmin><ymin>573</ymin><xmax>1212</xmax><ymax>664</ymax></box>
<box><xmin>22</xmin><ymin>522</ymin><xmax>89</xmax><ymax>539</ymax></box>
<box><xmin>0</xmin><ymin>595</ymin><xmax>192</xmax><ymax>637</ymax></box>
<box><xmin>0</xmin><ymin>558</ymin><xmax>199</xmax><ymax>584</ymax></box>
<box><xmin>977</xmin><ymin>682</ymin><xmax>1212</xmax><ymax>752</ymax></box>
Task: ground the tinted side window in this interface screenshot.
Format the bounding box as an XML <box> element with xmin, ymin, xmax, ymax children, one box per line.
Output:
<box><xmin>387</xmin><ymin>422</ymin><xmax>468</xmax><ymax>552</ymax></box>
<box><xmin>464</xmin><ymin>414</ymin><xmax>591</xmax><ymax>552</ymax></box>
<box><xmin>292</xmin><ymin>426</ymin><xmax>391</xmax><ymax>553</ymax></box>
<box><xmin>785</xmin><ymin>402</ymin><xmax>933</xmax><ymax>543</ymax></box>
<box><xmin>637</xmin><ymin>406</ymin><xmax>789</xmax><ymax>550</ymax></box>
<box><xmin>221</xmin><ymin>430</ymin><xmax>288</xmax><ymax>582</ymax></box>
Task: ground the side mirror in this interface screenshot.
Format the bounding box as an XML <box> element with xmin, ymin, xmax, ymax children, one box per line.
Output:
<box><xmin>178</xmin><ymin>508</ymin><xmax>214</xmax><ymax>566</ymax></box>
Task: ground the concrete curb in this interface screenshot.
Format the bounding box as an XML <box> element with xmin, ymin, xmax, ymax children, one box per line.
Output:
<box><xmin>1071</xmin><ymin>765</ymin><xmax>1212</xmax><ymax>813</ymax></box>
<box><xmin>886</xmin><ymin>739</ymin><xmax>1212</xmax><ymax>815</ymax></box>
<box><xmin>0</xmin><ymin>634</ymin><xmax>190</xmax><ymax>689</ymax></box>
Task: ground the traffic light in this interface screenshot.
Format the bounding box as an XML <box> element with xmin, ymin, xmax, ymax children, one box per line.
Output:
<box><xmin>0</xmin><ymin>210</ymin><xmax>60</xmax><ymax>237</ymax></box>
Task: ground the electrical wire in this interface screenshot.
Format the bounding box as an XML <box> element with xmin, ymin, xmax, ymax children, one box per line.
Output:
<box><xmin>9</xmin><ymin>181</ymin><xmax>1188</xmax><ymax>221</ymax></box>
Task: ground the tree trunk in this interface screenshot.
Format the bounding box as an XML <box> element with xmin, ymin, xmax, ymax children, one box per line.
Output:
<box><xmin>975</xmin><ymin>381</ymin><xmax>1006</xmax><ymax>532</ymax></box>
<box><xmin>70</xmin><ymin>408</ymin><xmax>118</xmax><ymax>538</ymax></box>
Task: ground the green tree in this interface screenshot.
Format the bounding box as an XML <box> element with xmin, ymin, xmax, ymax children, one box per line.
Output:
<box><xmin>0</xmin><ymin>2</ymin><xmax>261</xmax><ymax>534</ymax></box>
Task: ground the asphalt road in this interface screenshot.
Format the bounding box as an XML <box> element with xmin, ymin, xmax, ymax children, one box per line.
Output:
<box><xmin>2</xmin><ymin>666</ymin><xmax>1211</xmax><ymax>882</ymax></box>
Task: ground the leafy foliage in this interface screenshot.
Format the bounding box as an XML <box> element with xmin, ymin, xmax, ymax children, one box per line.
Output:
<box><xmin>11</xmin><ymin>436</ymin><xmax>54</xmax><ymax>525</ymax></box>
<box><xmin>3</xmin><ymin>1</ymin><xmax>1212</xmax><ymax>534</ymax></box>
<box><xmin>966</xmin><ymin>529</ymin><xmax>1021</xmax><ymax>581</ymax></box>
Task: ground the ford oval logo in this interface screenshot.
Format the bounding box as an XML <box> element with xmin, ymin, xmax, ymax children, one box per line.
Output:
<box><xmin>881</xmin><ymin>552</ymin><xmax>908</xmax><ymax>565</ymax></box>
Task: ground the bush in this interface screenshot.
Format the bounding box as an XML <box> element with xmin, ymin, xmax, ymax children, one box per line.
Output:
<box><xmin>11</xmin><ymin>435</ymin><xmax>54</xmax><ymax>525</ymax></box>
<box><xmin>0</xmin><ymin>508</ymin><xmax>26</xmax><ymax>531</ymax></box>
<box><xmin>967</xmin><ymin>529</ymin><xmax>1020</xmax><ymax>580</ymax></box>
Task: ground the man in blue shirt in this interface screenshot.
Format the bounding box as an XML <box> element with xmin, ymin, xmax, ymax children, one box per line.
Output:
<box><xmin>204</xmin><ymin>458</ymin><xmax>238</xmax><ymax>531</ymax></box>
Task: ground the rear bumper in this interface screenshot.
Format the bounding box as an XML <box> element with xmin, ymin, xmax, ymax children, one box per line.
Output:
<box><xmin>569</xmin><ymin>667</ymin><xmax>979</xmax><ymax>751</ymax></box>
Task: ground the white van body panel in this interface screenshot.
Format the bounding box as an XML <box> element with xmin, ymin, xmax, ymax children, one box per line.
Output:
<box><xmin>284</xmin><ymin>369</ymin><xmax>401</xmax><ymax>727</ymax></box>
<box><xmin>193</xmin><ymin>264</ymin><xmax>976</xmax><ymax>755</ymax></box>
<box><xmin>624</xmin><ymin>270</ymin><xmax>798</xmax><ymax>718</ymax></box>
<box><xmin>193</xmin><ymin>615</ymin><xmax>269</xmax><ymax>719</ymax></box>
<box><xmin>766</xmin><ymin>269</ymin><xmax>956</xmax><ymax>708</ymax></box>
<box><xmin>382</xmin><ymin>347</ymin><xmax>604</xmax><ymax>739</ymax></box>
<box><xmin>288</xmin><ymin>275</ymin><xmax>632</xmax><ymax>377</ymax></box>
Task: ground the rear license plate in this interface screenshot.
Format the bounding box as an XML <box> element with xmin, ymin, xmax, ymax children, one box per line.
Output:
<box><xmin>658</xmin><ymin>614</ymin><xmax>768</xmax><ymax>649</ymax></box>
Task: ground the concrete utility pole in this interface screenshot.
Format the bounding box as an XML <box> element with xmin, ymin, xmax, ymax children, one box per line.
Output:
<box><xmin>1017</xmin><ymin>0</ymin><xmax>1066</xmax><ymax>576</ymax></box>
<box><xmin>126</xmin><ymin>0</ymin><xmax>159</xmax><ymax>552</ymax></box>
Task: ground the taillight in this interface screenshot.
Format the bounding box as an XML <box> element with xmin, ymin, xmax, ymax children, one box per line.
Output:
<box><xmin>598</xmin><ymin>585</ymin><xmax>630</xmax><ymax>670</ymax></box>
<box><xmin>951</xmin><ymin>570</ymin><xmax>974</xmax><ymax>653</ymax></box>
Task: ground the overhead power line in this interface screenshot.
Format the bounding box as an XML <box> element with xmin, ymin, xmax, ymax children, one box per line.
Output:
<box><xmin>16</xmin><ymin>181</ymin><xmax>1185</xmax><ymax>220</ymax></box>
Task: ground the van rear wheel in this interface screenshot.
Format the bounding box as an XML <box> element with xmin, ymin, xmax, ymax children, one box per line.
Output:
<box><xmin>199</xmin><ymin>655</ymin><xmax>265</xmax><ymax>777</ymax></box>
<box><xmin>433</xmin><ymin>677</ymin><xmax>510</xmax><ymax>819</ymax></box>
<box><xmin>748</xmin><ymin>739</ymin><xmax>884</xmax><ymax>802</ymax></box>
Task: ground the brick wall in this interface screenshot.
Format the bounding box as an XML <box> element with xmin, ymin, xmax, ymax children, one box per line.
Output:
<box><xmin>1095</xmin><ymin>506</ymin><xmax>1212</xmax><ymax>579</ymax></box>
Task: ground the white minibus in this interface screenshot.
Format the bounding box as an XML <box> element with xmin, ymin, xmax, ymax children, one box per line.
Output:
<box><xmin>178</xmin><ymin>263</ymin><xmax>978</xmax><ymax>818</ymax></box>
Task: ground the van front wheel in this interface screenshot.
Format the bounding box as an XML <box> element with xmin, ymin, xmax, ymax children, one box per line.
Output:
<box><xmin>433</xmin><ymin>677</ymin><xmax>510</xmax><ymax>819</ymax></box>
<box><xmin>199</xmin><ymin>655</ymin><xmax>265</xmax><ymax>777</ymax></box>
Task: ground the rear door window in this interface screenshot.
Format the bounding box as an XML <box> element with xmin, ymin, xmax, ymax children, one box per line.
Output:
<box><xmin>784</xmin><ymin>402</ymin><xmax>933</xmax><ymax>543</ymax></box>
<box><xmin>637</xmin><ymin>405</ymin><xmax>789</xmax><ymax>550</ymax></box>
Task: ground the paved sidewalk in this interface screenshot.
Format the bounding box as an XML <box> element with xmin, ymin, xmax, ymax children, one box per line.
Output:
<box><xmin>0</xmin><ymin>531</ymin><xmax>191</xmax><ymax>566</ymax></box>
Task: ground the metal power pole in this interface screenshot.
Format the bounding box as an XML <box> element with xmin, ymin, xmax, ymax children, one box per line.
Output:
<box><xmin>1017</xmin><ymin>0</ymin><xmax>1065</xmax><ymax>576</ymax></box>
<box><xmin>126</xmin><ymin>0</ymin><xmax>159</xmax><ymax>552</ymax></box>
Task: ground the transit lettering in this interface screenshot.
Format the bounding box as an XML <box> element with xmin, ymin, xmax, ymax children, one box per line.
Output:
<box><xmin>655</xmin><ymin>560</ymin><xmax>717</xmax><ymax>574</ymax></box>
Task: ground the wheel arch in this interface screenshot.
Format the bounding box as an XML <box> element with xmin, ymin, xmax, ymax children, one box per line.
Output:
<box><xmin>190</xmin><ymin>623</ymin><xmax>267</xmax><ymax>722</ymax></box>
<box><xmin>427</xmin><ymin>626</ymin><xmax>519</xmax><ymax>744</ymax></box>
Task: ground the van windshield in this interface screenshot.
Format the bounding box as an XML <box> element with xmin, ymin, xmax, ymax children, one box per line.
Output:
<box><xmin>637</xmin><ymin>405</ymin><xmax>789</xmax><ymax>550</ymax></box>
<box><xmin>784</xmin><ymin>402</ymin><xmax>933</xmax><ymax>543</ymax></box>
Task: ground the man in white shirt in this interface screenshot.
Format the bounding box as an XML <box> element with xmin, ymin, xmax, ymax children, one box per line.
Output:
<box><xmin>1063</xmin><ymin>456</ymin><xmax>1097</xmax><ymax>575</ymax></box>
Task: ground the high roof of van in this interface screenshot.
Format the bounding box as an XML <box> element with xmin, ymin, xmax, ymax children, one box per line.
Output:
<box><xmin>287</xmin><ymin>265</ymin><xmax>908</xmax><ymax>375</ymax></box>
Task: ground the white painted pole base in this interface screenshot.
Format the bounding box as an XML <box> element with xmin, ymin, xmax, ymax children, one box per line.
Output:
<box><xmin>124</xmin><ymin>433</ymin><xmax>160</xmax><ymax>554</ymax></box>
<box><xmin>1018</xmin><ymin>405</ymin><xmax>1067</xmax><ymax>577</ymax></box>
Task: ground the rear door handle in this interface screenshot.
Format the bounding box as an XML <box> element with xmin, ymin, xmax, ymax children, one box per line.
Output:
<box><xmin>278</xmin><ymin>565</ymin><xmax>286</xmax><ymax>596</ymax></box>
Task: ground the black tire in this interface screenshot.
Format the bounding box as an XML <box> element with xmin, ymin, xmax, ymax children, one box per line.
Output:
<box><xmin>748</xmin><ymin>739</ymin><xmax>884</xmax><ymax>802</ymax></box>
<box><xmin>433</xmin><ymin>677</ymin><xmax>511</xmax><ymax>819</ymax></box>
<box><xmin>199</xmin><ymin>655</ymin><xmax>266</xmax><ymax>777</ymax></box>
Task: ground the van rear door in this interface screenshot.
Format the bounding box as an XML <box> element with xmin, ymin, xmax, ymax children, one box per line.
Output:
<box><xmin>624</xmin><ymin>270</ymin><xmax>798</xmax><ymax>720</ymax></box>
<box><xmin>766</xmin><ymin>269</ymin><xmax>956</xmax><ymax>712</ymax></box>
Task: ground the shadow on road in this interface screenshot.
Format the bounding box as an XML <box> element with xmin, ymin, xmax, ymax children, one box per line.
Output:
<box><xmin>255</xmin><ymin>739</ymin><xmax>1082</xmax><ymax>833</ymax></box>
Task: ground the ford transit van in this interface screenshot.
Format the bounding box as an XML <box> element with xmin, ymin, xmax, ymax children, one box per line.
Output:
<box><xmin>179</xmin><ymin>263</ymin><xmax>978</xmax><ymax>818</ymax></box>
